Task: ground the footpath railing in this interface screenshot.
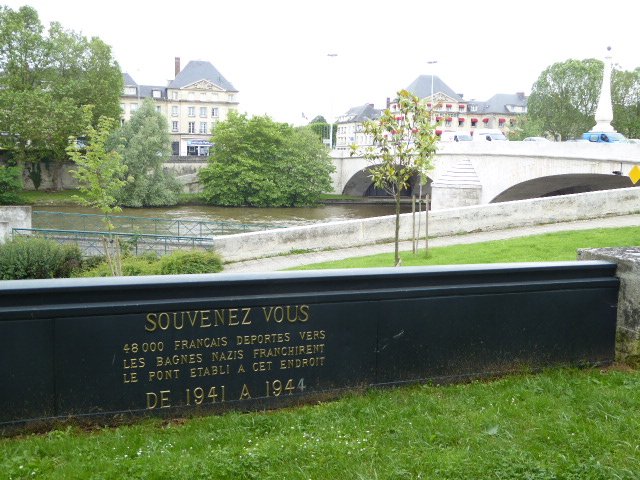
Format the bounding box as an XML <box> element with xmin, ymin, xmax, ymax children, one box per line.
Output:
<box><xmin>12</xmin><ymin>228</ymin><xmax>216</xmax><ymax>257</ymax></box>
<box><xmin>32</xmin><ymin>211</ymin><xmax>283</xmax><ymax>237</ymax></box>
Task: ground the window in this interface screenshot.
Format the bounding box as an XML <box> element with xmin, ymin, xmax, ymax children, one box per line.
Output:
<box><xmin>188</xmin><ymin>92</ymin><xmax>195</xmax><ymax>101</ymax></box>
<box><xmin>200</xmin><ymin>93</ymin><xmax>207</xmax><ymax>101</ymax></box>
<box><xmin>188</xmin><ymin>122</ymin><xmax>195</xmax><ymax>133</ymax></box>
<box><xmin>171</xmin><ymin>106</ymin><xmax>179</xmax><ymax>116</ymax></box>
<box><xmin>188</xmin><ymin>107</ymin><xmax>195</xmax><ymax>117</ymax></box>
<box><xmin>156</xmin><ymin>106</ymin><xmax>161</xmax><ymax>113</ymax></box>
<box><xmin>228</xmin><ymin>94</ymin><xmax>234</xmax><ymax>102</ymax></box>
<box><xmin>130</xmin><ymin>103</ymin><xmax>138</xmax><ymax>112</ymax></box>
<box><xmin>200</xmin><ymin>107</ymin><xmax>207</xmax><ymax>118</ymax></box>
<box><xmin>124</xmin><ymin>86</ymin><xmax>136</xmax><ymax>95</ymax></box>
<box><xmin>470</xmin><ymin>105</ymin><xmax>478</xmax><ymax>112</ymax></box>
<box><xmin>199</xmin><ymin>122</ymin><xmax>208</xmax><ymax>134</ymax></box>
<box><xmin>187</xmin><ymin>145</ymin><xmax>199</xmax><ymax>156</ymax></box>
<box><xmin>172</xmin><ymin>121</ymin><xmax>179</xmax><ymax>132</ymax></box>
<box><xmin>211</xmin><ymin>107</ymin><xmax>219</xmax><ymax>117</ymax></box>
<box><xmin>172</xmin><ymin>142</ymin><xmax>179</xmax><ymax>156</ymax></box>
<box><xmin>152</xmin><ymin>90</ymin><xmax>161</xmax><ymax>99</ymax></box>
<box><xmin>172</xmin><ymin>91</ymin><xmax>178</xmax><ymax>100</ymax></box>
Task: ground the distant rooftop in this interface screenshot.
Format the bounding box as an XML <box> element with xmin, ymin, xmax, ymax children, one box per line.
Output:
<box><xmin>168</xmin><ymin>60</ymin><xmax>237</xmax><ymax>92</ymax></box>
<box><xmin>336</xmin><ymin>103</ymin><xmax>382</xmax><ymax>124</ymax></box>
<box><xmin>406</xmin><ymin>75</ymin><xmax>464</xmax><ymax>102</ymax></box>
<box><xmin>122</xmin><ymin>59</ymin><xmax>237</xmax><ymax>99</ymax></box>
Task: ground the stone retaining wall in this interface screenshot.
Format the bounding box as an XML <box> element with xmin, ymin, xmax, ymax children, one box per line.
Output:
<box><xmin>0</xmin><ymin>206</ymin><xmax>31</xmax><ymax>243</ymax></box>
<box><xmin>213</xmin><ymin>186</ymin><xmax>640</xmax><ymax>262</ymax></box>
<box><xmin>578</xmin><ymin>247</ymin><xmax>640</xmax><ymax>365</ymax></box>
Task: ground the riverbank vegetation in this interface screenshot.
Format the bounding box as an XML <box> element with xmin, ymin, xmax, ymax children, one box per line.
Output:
<box><xmin>199</xmin><ymin>112</ymin><xmax>334</xmax><ymax>207</ymax></box>
<box><xmin>1</xmin><ymin>367</ymin><xmax>638</xmax><ymax>479</ymax></box>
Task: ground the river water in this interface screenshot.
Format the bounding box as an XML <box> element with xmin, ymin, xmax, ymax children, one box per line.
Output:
<box><xmin>34</xmin><ymin>202</ymin><xmax>411</xmax><ymax>229</ymax></box>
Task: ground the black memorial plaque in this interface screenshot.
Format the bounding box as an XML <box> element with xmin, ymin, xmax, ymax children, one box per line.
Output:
<box><xmin>0</xmin><ymin>262</ymin><xmax>619</xmax><ymax>431</ymax></box>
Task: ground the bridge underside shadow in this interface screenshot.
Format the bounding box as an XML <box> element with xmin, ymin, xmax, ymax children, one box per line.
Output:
<box><xmin>342</xmin><ymin>167</ymin><xmax>429</xmax><ymax>197</ymax></box>
<box><xmin>491</xmin><ymin>174</ymin><xmax>635</xmax><ymax>203</ymax></box>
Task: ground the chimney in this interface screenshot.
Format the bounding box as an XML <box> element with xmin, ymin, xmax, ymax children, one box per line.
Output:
<box><xmin>174</xmin><ymin>57</ymin><xmax>181</xmax><ymax>77</ymax></box>
<box><xmin>517</xmin><ymin>92</ymin><xmax>525</xmax><ymax>100</ymax></box>
<box><xmin>386</xmin><ymin>97</ymin><xmax>390</xmax><ymax>108</ymax></box>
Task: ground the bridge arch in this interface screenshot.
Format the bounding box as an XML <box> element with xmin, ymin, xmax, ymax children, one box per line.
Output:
<box><xmin>490</xmin><ymin>173</ymin><xmax>635</xmax><ymax>203</ymax></box>
<box><xmin>341</xmin><ymin>164</ymin><xmax>432</xmax><ymax>197</ymax></box>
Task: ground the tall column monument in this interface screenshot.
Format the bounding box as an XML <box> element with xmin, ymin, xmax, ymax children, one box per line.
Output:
<box><xmin>590</xmin><ymin>46</ymin><xmax>615</xmax><ymax>133</ymax></box>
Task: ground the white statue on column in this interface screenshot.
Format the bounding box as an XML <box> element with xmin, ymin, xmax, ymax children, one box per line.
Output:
<box><xmin>590</xmin><ymin>46</ymin><xmax>615</xmax><ymax>133</ymax></box>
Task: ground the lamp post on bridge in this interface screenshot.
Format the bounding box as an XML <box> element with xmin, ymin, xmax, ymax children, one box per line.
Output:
<box><xmin>426</xmin><ymin>60</ymin><xmax>438</xmax><ymax>126</ymax></box>
<box><xmin>327</xmin><ymin>53</ymin><xmax>338</xmax><ymax>149</ymax></box>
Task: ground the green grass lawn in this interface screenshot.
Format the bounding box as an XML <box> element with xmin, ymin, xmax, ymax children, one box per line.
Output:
<box><xmin>15</xmin><ymin>190</ymin><xmax>206</xmax><ymax>207</ymax></box>
<box><xmin>1</xmin><ymin>368</ymin><xmax>639</xmax><ymax>479</ymax></box>
<box><xmin>294</xmin><ymin>226</ymin><xmax>640</xmax><ymax>270</ymax></box>
<box><xmin>17</xmin><ymin>190</ymin><xmax>80</xmax><ymax>206</ymax></box>
<box><xmin>2</xmin><ymin>226</ymin><xmax>639</xmax><ymax>478</ymax></box>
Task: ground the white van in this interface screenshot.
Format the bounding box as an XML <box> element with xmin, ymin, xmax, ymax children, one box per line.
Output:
<box><xmin>440</xmin><ymin>131</ymin><xmax>473</xmax><ymax>142</ymax></box>
<box><xmin>472</xmin><ymin>129</ymin><xmax>508</xmax><ymax>141</ymax></box>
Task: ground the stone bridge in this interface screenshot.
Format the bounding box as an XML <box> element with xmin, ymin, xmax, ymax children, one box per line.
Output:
<box><xmin>165</xmin><ymin>143</ymin><xmax>640</xmax><ymax>209</ymax></box>
<box><xmin>333</xmin><ymin>142</ymin><xmax>640</xmax><ymax>209</ymax></box>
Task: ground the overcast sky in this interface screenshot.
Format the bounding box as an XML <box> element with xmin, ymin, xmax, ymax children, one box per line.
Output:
<box><xmin>3</xmin><ymin>0</ymin><xmax>638</xmax><ymax>125</ymax></box>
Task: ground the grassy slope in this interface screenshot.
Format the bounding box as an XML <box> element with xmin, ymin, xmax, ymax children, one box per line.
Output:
<box><xmin>294</xmin><ymin>226</ymin><xmax>640</xmax><ymax>270</ymax></box>
<box><xmin>1</xmin><ymin>368</ymin><xmax>639</xmax><ymax>479</ymax></box>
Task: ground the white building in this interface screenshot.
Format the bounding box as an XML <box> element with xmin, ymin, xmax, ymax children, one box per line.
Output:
<box><xmin>335</xmin><ymin>76</ymin><xmax>529</xmax><ymax>149</ymax></box>
<box><xmin>334</xmin><ymin>103</ymin><xmax>382</xmax><ymax>151</ymax></box>
<box><xmin>121</xmin><ymin>58</ymin><xmax>239</xmax><ymax>156</ymax></box>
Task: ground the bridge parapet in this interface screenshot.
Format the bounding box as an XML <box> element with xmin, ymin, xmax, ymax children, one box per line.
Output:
<box><xmin>333</xmin><ymin>143</ymin><xmax>640</xmax><ymax>209</ymax></box>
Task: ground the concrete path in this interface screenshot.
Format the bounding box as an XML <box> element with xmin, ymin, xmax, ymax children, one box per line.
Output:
<box><xmin>222</xmin><ymin>214</ymin><xmax>640</xmax><ymax>273</ymax></box>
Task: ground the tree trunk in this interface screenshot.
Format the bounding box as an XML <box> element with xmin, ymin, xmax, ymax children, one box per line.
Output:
<box><xmin>394</xmin><ymin>191</ymin><xmax>401</xmax><ymax>266</ymax></box>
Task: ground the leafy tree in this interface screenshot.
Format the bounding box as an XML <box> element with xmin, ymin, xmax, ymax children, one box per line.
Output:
<box><xmin>612</xmin><ymin>67</ymin><xmax>640</xmax><ymax>139</ymax></box>
<box><xmin>528</xmin><ymin>59</ymin><xmax>602</xmax><ymax>140</ymax></box>
<box><xmin>353</xmin><ymin>90</ymin><xmax>437</xmax><ymax>266</ymax></box>
<box><xmin>507</xmin><ymin>115</ymin><xmax>546</xmax><ymax>140</ymax></box>
<box><xmin>67</xmin><ymin>111</ymin><xmax>127</xmax><ymax>275</ymax></box>
<box><xmin>308</xmin><ymin>121</ymin><xmax>337</xmax><ymax>148</ymax></box>
<box><xmin>0</xmin><ymin>165</ymin><xmax>23</xmax><ymax>204</ymax></box>
<box><xmin>113</xmin><ymin>99</ymin><xmax>181</xmax><ymax>207</ymax></box>
<box><xmin>199</xmin><ymin>112</ymin><xmax>334</xmax><ymax>207</ymax></box>
<box><xmin>0</xmin><ymin>6</ymin><xmax>123</xmax><ymax>188</ymax></box>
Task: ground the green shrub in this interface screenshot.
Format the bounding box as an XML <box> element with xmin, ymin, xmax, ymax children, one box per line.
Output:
<box><xmin>158</xmin><ymin>250</ymin><xmax>223</xmax><ymax>275</ymax></box>
<box><xmin>78</xmin><ymin>255</ymin><xmax>159</xmax><ymax>277</ymax></box>
<box><xmin>77</xmin><ymin>249</ymin><xmax>222</xmax><ymax>277</ymax></box>
<box><xmin>0</xmin><ymin>165</ymin><xmax>23</xmax><ymax>204</ymax></box>
<box><xmin>0</xmin><ymin>237</ymin><xmax>82</xmax><ymax>279</ymax></box>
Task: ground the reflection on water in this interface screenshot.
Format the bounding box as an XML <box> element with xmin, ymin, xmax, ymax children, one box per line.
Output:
<box><xmin>34</xmin><ymin>203</ymin><xmax>411</xmax><ymax>228</ymax></box>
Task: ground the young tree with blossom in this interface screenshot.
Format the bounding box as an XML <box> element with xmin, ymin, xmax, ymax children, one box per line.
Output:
<box><xmin>352</xmin><ymin>89</ymin><xmax>438</xmax><ymax>266</ymax></box>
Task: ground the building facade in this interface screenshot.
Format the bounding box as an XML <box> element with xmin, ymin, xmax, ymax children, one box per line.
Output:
<box><xmin>335</xmin><ymin>103</ymin><xmax>382</xmax><ymax>151</ymax></box>
<box><xmin>338</xmin><ymin>75</ymin><xmax>528</xmax><ymax>149</ymax></box>
<box><xmin>121</xmin><ymin>58</ymin><xmax>238</xmax><ymax>156</ymax></box>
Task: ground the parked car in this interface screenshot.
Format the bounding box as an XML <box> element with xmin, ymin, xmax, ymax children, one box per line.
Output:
<box><xmin>581</xmin><ymin>132</ymin><xmax>627</xmax><ymax>143</ymax></box>
<box><xmin>472</xmin><ymin>129</ymin><xmax>508</xmax><ymax>141</ymax></box>
<box><xmin>440</xmin><ymin>131</ymin><xmax>473</xmax><ymax>142</ymax></box>
<box><xmin>523</xmin><ymin>137</ymin><xmax>550</xmax><ymax>142</ymax></box>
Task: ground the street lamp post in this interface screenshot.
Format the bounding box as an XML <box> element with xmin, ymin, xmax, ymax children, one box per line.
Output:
<box><xmin>426</xmin><ymin>60</ymin><xmax>438</xmax><ymax>125</ymax></box>
<box><xmin>327</xmin><ymin>53</ymin><xmax>338</xmax><ymax>149</ymax></box>
<box><xmin>415</xmin><ymin>60</ymin><xmax>438</xmax><ymax>252</ymax></box>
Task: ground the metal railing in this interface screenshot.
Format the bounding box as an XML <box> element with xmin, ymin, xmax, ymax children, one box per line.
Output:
<box><xmin>32</xmin><ymin>211</ymin><xmax>283</xmax><ymax>237</ymax></box>
<box><xmin>13</xmin><ymin>228</ymin><xmax>216</xmax><ymax>257</ymax></box>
